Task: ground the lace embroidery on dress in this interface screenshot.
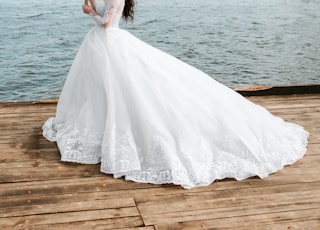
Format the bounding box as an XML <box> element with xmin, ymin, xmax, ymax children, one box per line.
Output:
<box><xmin>57</xmin><ymin>126</ymin><xmax>102</xmax><ymax>163</ymax></box>
<box><xmin>126</xmin><ymin>123</ymin><xmax>308</xmax><ymax>188</ymax></box>
<box><xmin>126</xmin><ymin>135</ymin><xmax>195</xmax><ymax>187</ymax></box>
<box><xmin>90</xmin><ymin>0</ymin><xmax>119</xmax><ymax>26</ymax></box>
<box><xmin>43</xmin><ymin>115</ymin><xmax>308</xmax><ymax>188</ymax></box>
<box><xmin>42</xmin><ymin>118</ymin><xmax>102</xmax><ymax>163</ymax></box>
<box><xmin>42</xmin><ymin>118</ymin><xmax>57</xmax><ymax>141</ymax></box>
<box><xmin>101</xmin><ymin>125</ymin><xmax>141</xmax><ymax>174</ymax></box>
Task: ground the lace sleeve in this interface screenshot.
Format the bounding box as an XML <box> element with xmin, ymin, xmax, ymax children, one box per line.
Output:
<box><xmin>89</xmin><ymin>0</ymin><xmax>119</xmax><ymax>26</ymax></box>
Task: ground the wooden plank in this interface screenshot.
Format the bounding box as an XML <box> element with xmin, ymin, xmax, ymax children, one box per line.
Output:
<box><xmin>262</xmin><ymin>103</ymin><xmax>320</xmax><ymax>110</ymax></box>
<box><xmin>270</xmin><ymin>112</ymin><xmax>320</xmax><ymax>120</ymax></box>
<box><xmin>0</xmin><ymin>114</ymin><xmax>47</xmax><ymax>119</ymax></box>
<box><xmin>1</xmin><ymin>158</ymin><xmax>63</xmax><ymax>168</ymax></box>
<box><xmin>1</xmin><ymin>171</ymin><xmax>318</xmax><ymax>206</ymax></box>
<box><xmin>0</xmin><ymin>177</ymin><xmax>163</xmax><ymax>198</ymax></box>
<box><xmin>0</xmin><ymin>112</ymin><xmax>53</xmax><ymax>118</ymax></box>
<box><xmin>0</xmin><ymin>133</ymin><xmax>46</xmax><ymax>142</ymax></box>
<box><xmin>0</xmin><ymin>141</ymin><xmax>50</xmax><ymax>149</ymax></box>
<box><xmin>0</xmin><ymin>198</ymin><xmax>136</xmax><ymax>218</ymax></box>
<box><xmin>247</xmin><ymin>94</ymin><xmax>320</xmax><ymax>102</ymax></box>
<box><xmin>136</xmin><ymin>182</ymin><xmax>320</xmax><ymax>207</ymax></box>
<box><xmin>121</xmin><ymin>226</ymin><xmax>155</xmax><ymax>230</ymax></box>
<box><xmin>137</xmin><ymin>189</ymin><xmax>320</xmax><ymax>216</ymax></box>
<box><xmin>0</xmin><ymin>106</ymin><xmax>55</xmax><ymax>111</ymax></box>
<box><xmin>1</xmin><ymin>187</ymin><xmax>178</xmax><ymax>209</ymax></box>
<box><xmin>121</xmin><ymin>227</ymin><xmax>155</xmax><ymax>230</ymax></box>
<box><xmin>31</xmin><ymin>217</ymin><xmax>147</xmax><ymax>230</ymax></box>
<box><xmin>252</xmin><ymin>98</ymin><xmax>320</xmax><ymax>106</ymax></box>
<box><xmin>253</xmin><ymin>99</ymin><xmax>320</xmax><ymax>106</ymax></box>
<box><xmin>277</xmin><ymin>112</ymin><xmax>320</xmax><ymax>120</ymax></box>
<box><xmin>256</xmin><ymin>96</ymin><xmax>320</xmax><ymax>103</ymax></box>
<box><xmin>266</xmin><ymin>105</ymin><xmax>320</xmax><ymax>111</ymax></box>
<box><xmin>0</xmin><ymin>149</ymin><xmax>60</xmax><ymax>163</ymax></box>
<box><xmin>143</xmin><ymin>201</ymin><xmax>320</xmax><ymax>226</ymax></box>
<box><xmin>0</xmin><ymin>129</ymin><xmax>45</xmax><ymax>136</ymax></box>
<box><xmin>0</xmin><ymin>150</ymin><xmax>59</xmax><ymax>164</ymax></box>
<box><xmin>242</xmin><ymin>220</ymin><xmax>320</xmax><ymax>230</ymax></box>
<box><xmin>0</xmin><ymin>140</ymin><xmax>56</xmax><ymax>149</ymax></box>
<box><xmin>0</xmin><ymin>124</ymin><xmax>50</xmax><ymax>131</ymax></box>
<box><xmin>306</xmin><ymin>143</ymin><xmax>320</xmax><ymax>155</ymax></box>
<box><xmin>3</xmin><ymin>180</ymin><xmax>319</xmax><ymax>211</ymax></box>
<box><xmin>0</xmin><ymin>103</ymin><xmax>55</xmax><ymax>110</ymax></box>
<box><xmin>154</xmin><ymin>208</ymin><xmax>320</xmax><ymax>229</ymax></box>
<box><xmin>0</xmin><ymin>163</ymin><xmax>103</xmax><ymax>183</ymax></box>
<box><xmin>0</xmin><ymin>207</ymin><xmax>140</xmax><ymax>228</ymax></box>
<box><xmin>249</xmin><ymin>96</ymin><xmax>320</xmax><ymax>103</ymax></box>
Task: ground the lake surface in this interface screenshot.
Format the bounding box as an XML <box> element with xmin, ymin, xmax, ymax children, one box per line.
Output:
<box><xmin>0</xmin><ymin>0</ymin><xmax>319</xmax><ymax>102</ymax></box>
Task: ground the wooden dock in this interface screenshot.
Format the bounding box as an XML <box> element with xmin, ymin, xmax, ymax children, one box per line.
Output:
<box><xmin>0</xmin><ymin>94</ymin><xmax>319</xmax><ymax>229</ymax></box>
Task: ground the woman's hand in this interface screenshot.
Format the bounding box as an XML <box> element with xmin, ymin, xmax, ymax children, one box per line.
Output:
<box><xmin>82</xmin><ymin>5</ymin><xmax>95</xmax><ymax>15</ymax></box>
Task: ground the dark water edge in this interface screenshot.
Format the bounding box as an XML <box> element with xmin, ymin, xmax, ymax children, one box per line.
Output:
<box><xmin>0</xmin><ymin>0</ymin><xmax>320</xmax><ymax>102</ymax></box>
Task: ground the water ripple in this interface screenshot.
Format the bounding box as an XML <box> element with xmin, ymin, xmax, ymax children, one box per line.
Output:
<box><xmin>1</xmin><ymin>0</ymin><xmax>320</xmax><ymax>102</ymax></box>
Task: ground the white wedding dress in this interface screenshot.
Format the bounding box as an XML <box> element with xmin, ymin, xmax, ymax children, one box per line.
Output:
<box><xmin>43</xmin><ymin>0</ymin><xmax>309</xmax><ymax>189</ymax></box>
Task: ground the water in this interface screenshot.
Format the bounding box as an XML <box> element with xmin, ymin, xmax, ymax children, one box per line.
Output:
<box><xmin>0</xmin><ymin>0</ymin><xmax>319</xmax><ymax>102</ymax></box>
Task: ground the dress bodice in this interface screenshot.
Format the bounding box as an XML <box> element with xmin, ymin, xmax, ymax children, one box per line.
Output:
<box><xmin>92</xmin><ymin>0</ymin><xmax>124</xmax><ymax>28</ymax></box>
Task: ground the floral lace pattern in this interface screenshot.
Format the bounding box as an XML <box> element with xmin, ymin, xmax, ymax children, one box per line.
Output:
<box><xmin>42</xmin><ymin>118</ymin><xmax>57</xmax><ymax>141</ymax></box>
<box><xmin>101</xmin><ymin>125</ymin><xmax>141</xmax><ymax>174</ymax></box>
<box><xmin>43</xmin><ymin>118</ymin><xmax>308</xmax><ymax>189</ymax></box>
<box><xmin>43</xmin><ymin>118</ymin><xmax>102</xmax><ymax>164</ymax></box>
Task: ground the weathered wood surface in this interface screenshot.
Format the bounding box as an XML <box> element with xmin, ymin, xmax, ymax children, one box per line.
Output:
<box><xmin>0</xmin><ymin>94</ymin><xmax>319</xmax><ymax>229</ymax></box>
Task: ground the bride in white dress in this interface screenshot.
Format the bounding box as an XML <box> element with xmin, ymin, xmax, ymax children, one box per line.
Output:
<box><xmin>43</xmin><ymin>0</ymin><xmax>309</xmax><ymax>189</ymax></box>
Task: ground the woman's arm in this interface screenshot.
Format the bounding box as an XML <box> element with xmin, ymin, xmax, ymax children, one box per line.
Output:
<box><xmin>82</xmin><ymin>0</ymin><xmax>120</xmax><ymax>28</ymax></box>
<box><xmin>89</xmin><ymin>0</ymin><xmax>96</xmax><ymax>11</ymax></box>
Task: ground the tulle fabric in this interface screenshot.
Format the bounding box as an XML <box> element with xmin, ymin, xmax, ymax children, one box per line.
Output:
<box><xmin>43</xmin><ymin>20</ymin><xmax>308</xmax><ymax>189</ymax></box>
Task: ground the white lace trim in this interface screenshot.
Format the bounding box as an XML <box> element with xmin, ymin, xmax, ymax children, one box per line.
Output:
<box><xmin>42</xmin><ymin>118</ymin><xmax>308</xmax><ymax>189</ymax></box>
<box><xmin>42</xmin><ymin>118</ymin><xmax>57</xmax><ymax>141</ymax></box>
<box><xmin>43</xmin><ymin>118</ymin><xmax>102</xmax><ymax>163</ymax></box>
<box><xmin>101</xmin><ymin>125</ymin><xmax>141</xmax><ymax>173</ymax></box>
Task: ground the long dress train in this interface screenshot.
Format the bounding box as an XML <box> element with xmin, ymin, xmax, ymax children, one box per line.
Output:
<box><xmin>43</xmin><ymin>0</ymin><xmax>308</xmax><ymax>189</ymax></box>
